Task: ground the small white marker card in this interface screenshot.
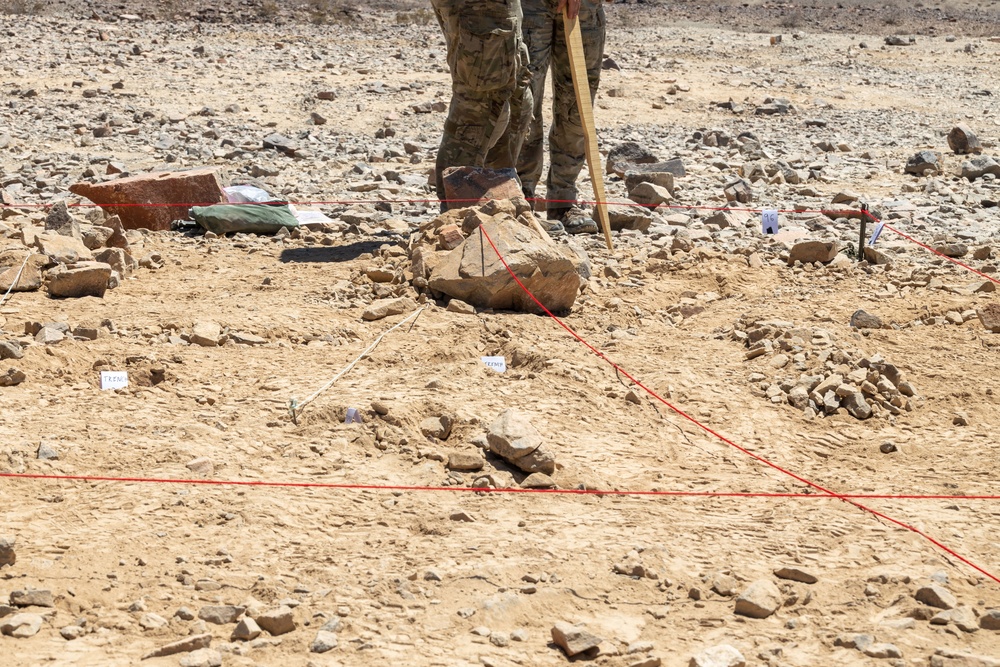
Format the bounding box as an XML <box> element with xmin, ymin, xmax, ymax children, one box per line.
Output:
<box><xmin>761</xmin><ymin>209</ymin><xmax>779</xmax><ymax>235</ymax></box>
<box><xmin>344</xmin><ymin>408</ymin><xmax>364</xmax><ymax>424</ymax></box>
<box><xmin>100</xmin><ymin>371</ymin><xmax>129</xmax><ymax>391</ymax></box>
<box><xmin>481</xmin><ymin>356</ymin><xmax>507</xmax><ymax>373</ymax></box>
<box><xmin>867</xmin><ymin>221</ymin><xmax>885</xmax><ymax>247</ymax></box>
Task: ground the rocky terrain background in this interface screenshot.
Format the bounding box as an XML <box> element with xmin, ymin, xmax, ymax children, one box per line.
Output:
<box><xmin>2</xmin><ymin>1</ymin><xmax>1000</xmax><ymax>666</ymax></box>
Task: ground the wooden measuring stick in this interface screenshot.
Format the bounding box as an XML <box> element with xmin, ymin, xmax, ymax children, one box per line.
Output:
<box><xmin>562</xmin><ymin>8</ymin><xmax>613</xmax><ymax>251</ymax></box>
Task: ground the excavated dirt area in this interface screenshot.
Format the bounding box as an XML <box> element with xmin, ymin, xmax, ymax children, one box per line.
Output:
<box><xmin>2</xmin><ymin>1</ymin><xmax>1000</xmax><ymax>666</ymax></box>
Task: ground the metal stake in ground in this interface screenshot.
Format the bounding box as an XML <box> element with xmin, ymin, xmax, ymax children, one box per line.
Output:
<box><xmin>858</xmin><ymin>203</ymin><xmax>869</xmax><ymax>261</ymax></box>
<box><xmin>562</xmin><ymin>7</ymin><xmax>613</xmax><ymax>251</ymax></box>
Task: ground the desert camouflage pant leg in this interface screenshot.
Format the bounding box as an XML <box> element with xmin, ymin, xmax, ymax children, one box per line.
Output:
<box><xmin>516</xmin><ymin>0</ymin><xmax>605</xmax><ymax>212</ymax></box>
<box><xmin>432</xmin><ymin>0</ymin><xmax>532</xmax><ymax>210</ymax></box>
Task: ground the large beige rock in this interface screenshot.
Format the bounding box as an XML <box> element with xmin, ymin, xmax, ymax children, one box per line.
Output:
<box><xmin>429</xmin><ymin>216</ymin><xmax>584</xmax><ymax>313</ymax></box>
<box><xmin>487</xmin><ymin>409</ymin><xmax>556</xmax><ymax>475</ymax></box>
<box><xmin>551</xmin><ymin>621</ymin><xmax>602</xmax><ymax>657</ymax></box>
<box><xmin>255</xmin><ymin>606</ymin><xmax>295</xmax><ymax>636</ymax></box>
<box><xmin>1</xmin><ymin>613</ymin><xmax>43</xmax><ymax>638</ymax></box>
<box><xmin>362</xmin><ymin>297</ymin><xmax>418</xmax><ymax>321</ymax></box>
<box><xmin>734</xmin><ymin>579</ymin><xmax>782</xmax><ymax>618</ymax></box>
<box><xmin>788</xmin><ymin>240</ymin><xmax>839</xmax><ymax>264</ymax></box>
<box><xmin>35</xmin><ymin>232</ymin><xmax>93</xmax><ymax>264</ymax></box>
<box><xmin>930</xmin><ymin>649</ymin><xmax>1000</xmax><ymax>667</ymax></box>
<box><xmin>628</xmin><ymin>181</ymin><xmax>672</xmax><ymax>209</ymax></box>
<box><xmin>0</xmin><ymin>250</ymin><xmax>46</xmax><ymax>292</ymax></box>
<box><xmin>70</xmin><ymin>167</ymin><xmax>226</xmax><ymax>231</ymax></box>
<box><xmin>46</xmin><ymin>261</ymin><xmax>112</xmax><ymax>298</ymax></box>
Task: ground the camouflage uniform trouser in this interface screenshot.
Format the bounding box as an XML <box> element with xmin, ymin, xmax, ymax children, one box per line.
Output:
<box><xmin>432</xmin><ymin>0</ymin><xmax>533</xmax><ymax>210</ymax></box>
<box><xmin>516</xmin><ymin>0</ymin><xmax>605</xmax><ymax>214</ymax></box>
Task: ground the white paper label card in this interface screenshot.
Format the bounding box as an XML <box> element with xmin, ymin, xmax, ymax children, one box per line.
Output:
<box><xmin>761</xmin><ymin>209</ymin><xmax>779</xmax><ymax>235</ymax></box>
<box><xmin>100</xmin><ymin>371</ymin><xmax>129</xmax><ymax>390</ymax></box>
<box><xmin>867</xmin><ymin>221</ymin><xmax>885</xmax><ymax>247</ymax></box>
<box><xmin>345</xmin><ymin>407</ymin><xmax>364</xmax><ymax>424</ymax></box>
<box><xmin>481</xmin><ymin>356</ymin><xmax>507</xmax><ymax>373</ymax></box>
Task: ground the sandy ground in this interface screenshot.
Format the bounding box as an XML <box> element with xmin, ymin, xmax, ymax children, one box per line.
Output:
<box><xmin>2</xmin><ymin>2</ymin><xmax>1000</xmax><ymax>666</ymax></box>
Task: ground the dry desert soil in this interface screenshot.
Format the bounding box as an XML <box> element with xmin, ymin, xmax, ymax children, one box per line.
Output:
<box><xmin>2</xmin><ymin>1</ymin><xmax>1000</xmax><ymax>667</ymax></box>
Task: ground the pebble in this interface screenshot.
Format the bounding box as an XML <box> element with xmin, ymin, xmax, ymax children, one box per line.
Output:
<box><xmin>551</xmin><ymin>621</ymin><xmax>602</xmax><ymax>657</ymax></box>
<box><xmin>310</xmin><ymin>630</ymin><xmax>338</xmax><ymax>653</ymax></box>
<box><xmin>688</xmin><ymin>644</ymin><xmax>746</xmax><ymax>667</ymax></box>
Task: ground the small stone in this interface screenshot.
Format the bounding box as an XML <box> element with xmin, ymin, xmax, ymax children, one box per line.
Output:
<box><xmin>915</xmin><ymin>584</ymin><xmax>957</xmax><ymax>609</ymax></box>
<box><xmin>932</xmin><ymin>606</ymin><xmax>979</xmax><ymax>633</ymax></box>
<box><xmin>863</xmin><ymin>643</ymin><xmax>903</xmax><ymax>659</ymax></box>
<box><xmin>60</xmin><ymin>624</ymin><xmax>85</xmax><ymax>640</ymax></box>
<box><xmin>255</xmin><ymin>606</ymin><xmax>295</xmax><ymax>636</ymax></box>
<box><xmin>198</xmin><ymin>605</ymin><xmax>244</xmax><ymax>625</ymax></box>
<box><xmin>175</xmin><ymin>607</ymin><xmax>195</xmax><ymax>621</ymax></box>
<box><xmin>880</xmin><ymin>442</ymin><xmax>898</xmax><ymax>454</ymax></box>
<box><xmin>420</xmin><ymin>415</ymin><xmax>453</xmax><ymax>440</ymax></box>
<box><xmin>10</xmin><ymin>589</ymin><xmax>53</xmax><ymax>608</ymax></box>
<box><xmin>446</xmin><ymin>299</ymin><xmax>476</xmax><ymax>315</ymax></box>
<box><xmin>774</xmin><ymin>567</ymin><xmax>817</xmax><ymax>584</ymax></box>
<box><xmin>977</xmin><ymin>303</ymin><xmax>1000</xmax><ymax>333</ymax></box>
<box><xmin>232</xmin><ymin>616</ymin><xmax>261</xmax><ymax>641</ymax></box>
<box><xmin>186</xmin><ymin>457</ymin><xmax>214</xmax><ymax>476</ymax></box>
<box><xmin>37</xmin><ymin>442</ymin><xmax>60</xmax><ymax>460</ymax></box>
<box><xmin>140</xmin><ymin>613</ymin><xmax>168</xmax><ymax>630</ymax></box>
<box><xmin>490</xmin><ymin>631</ymin><xmax>510</xmax><ymax>647</ymax></box>
<box><xmin>520</xmin><ymin>472</ymin><xmax>556</xmax><ymax>489</ymax></box>
<box><xmin>935</xmin><ymin>242</ymin><xmax>968</xmax><ymax>258</ymax></box>
<box><xmin>310</xmin><ymin>630</ymin><xmax>338</xmax><ymax>653</ymax></box>
<box><xmin>834</xmin><ymin>634</ymin><xmax>874</xmax><ymax>650</ymax></box>
<box><xmin>0</xmin><ymin>613</ymin><xmax>43</xmax><ymax>638</ymax></box>
<box><xmin>447</xmin><ymin>451</ymin><xmax>485</xmax><ymax>471</ymax></box>
<box><xmin>511</xmin><ymin>628</ymin><xmax>528</xmax><ymax>642</ymax></box>
<box><xmin>948</xmin><ymin>124</ymin><xmax>983</xmax><ymax>155</ymax></box>
<box><xmin>850</xmin><ymin>309</ymin><xmax>882</xmax><ymax>329</ymax></box>
<box><xmin>179</xmin><ymin>648</ymin><xmax>223</xmax><ymax>667</ymax></box>
<box><xmin>362</xmin><ymin>296</ymin><xmax>418</xmax><ymax>321</ymax></box>
<box><xmin>46</xmin><ymin>262</ymin><xmax>112</xmax><ymax>298</ymax></box>
<box><xmin>551</xmin><ymin>621</ymin><xmax>602</xmax><ymax>657</ymax></box>
<box><xmin>904</xmin><ymin>150</ymin><xmax>941</xmax><ymax>175</ymax></box>
<box><xmin>953</xmin><ymin>413</ymin><xmax>970</xmax><ymax>426</ymax></box>
<box><xmin>688</xmin><ymin>644</ymin><xmax>746</xmax><ymax>667</ymax></box>
<box><xmin>734</xmin><ymin>579</ymin><xmax>782</xmax><ymax>618</ymax></box>
<box><xmin>142</xmin><ymin>633</ymin><xmax>212</xmax><ymax>660</ymax></box>
<box><xmin>0</xmin><ymin>537</ymin><xmax>15</xmax><ymax>568</ymax></box>
<box><xmin>980</xmin><ymin>609</ymin><xmax>1000</xmax><ymax>630</ymax></box>
<box><xmin>788</xmin><ymin>241</ymin><xmax>839</xmax><ymax>264</ymax></box>
<box><xmin>190</xmin><ymin>321</ymin><xmax>222</xmax><ymax>347</ymax></box>
<box><xmin>0</xmin><ymin>368</ymin><xmax>26</xmax><ymax>387</ymax></box>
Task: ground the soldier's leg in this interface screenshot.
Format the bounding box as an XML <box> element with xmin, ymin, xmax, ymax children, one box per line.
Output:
<box><xmin>432</xmin><ymin>0</ymin><xmax>521</xmax><ymax>210</ymax></box>
<box><xmin>514</xmin><ymin>0</ymin><xmax>557</xmax><ymax>201</ymax></box>
<box><xmin>545</xmin><ymin>0</ymin><xmax>606</xmax><ymax>214</ymax></box>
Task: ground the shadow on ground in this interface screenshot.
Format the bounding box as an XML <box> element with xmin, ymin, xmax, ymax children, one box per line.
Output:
<box><xmin>279</xmin><ymin>241</ymin><xmax>384</xmax><ymax>263</ymax></box>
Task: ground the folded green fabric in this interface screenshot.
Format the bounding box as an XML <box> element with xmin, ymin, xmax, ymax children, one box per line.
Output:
<box><xmin>189</xmin><ymin>204</ymin><xmax>300</xmax><ymax>235</ymax></box>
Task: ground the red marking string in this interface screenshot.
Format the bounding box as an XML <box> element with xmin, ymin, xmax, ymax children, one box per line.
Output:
<box><xmin>477</xmin><ymin>224</ymin><xmax>1000</xmax><ymax>584</ymax></box>
<box><xmin>1</xmin><ymin>472</ymin><xmax>997</xmax><ymax>500</ymax></box>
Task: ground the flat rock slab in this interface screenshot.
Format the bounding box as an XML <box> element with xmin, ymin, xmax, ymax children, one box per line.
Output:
<box><xmin>142</xmin><ymin>633</ymin><xmax>212</xmax><ymax>659</ymax></box>
<box><xmin>46</xmin><ymin>262</ymin><xmax>112</xmax><ymax>298</ymax></box>
<box><xmin>256</xmin><ymin>606</ymin><xmax>295</xmax><ymax>636</ymax></box>
<box><xmin>70</xmin><ymin>168</ymin><xmax>225</xmax><ymax>231</ymax></box>
<box><xmin>429</xmin><ymin>217</ymin><xmax>584</xmax><ymax>313</ymax></box>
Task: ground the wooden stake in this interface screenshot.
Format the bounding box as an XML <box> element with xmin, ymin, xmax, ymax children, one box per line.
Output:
<box><xmin>562</xmin><ymin>8</ymin><xmax>613</xmax><ymax>251</ymax></box>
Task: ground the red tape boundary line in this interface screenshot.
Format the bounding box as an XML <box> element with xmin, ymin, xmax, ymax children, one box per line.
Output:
<box><xmin>476</xmin><ymin>224</ymin><xmax>1000</xmax><ymax>585</ymax></box>
<box><xmin>4</xmin><ymin>198</ymin><xmax>990</xmax><ymax>285</ymax></box>
<box><xmin>1</xmin><ymin>472</ymin><xmax>997</xmax><ymax>500</ymax></box>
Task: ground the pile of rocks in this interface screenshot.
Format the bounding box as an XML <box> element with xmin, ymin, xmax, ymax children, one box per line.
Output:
<box><xmin>408</xmin><ymin>197</ymin><xmax>587</xmax><ymax>314</ymax></box>
<box><xmin>1</xmin><ymin>200</ymin><xmax>143</xmax><ymax>299</ymax></box>
<box><xmin>732</xmin><ymin>316</ymin><xmax>921</xmax><ymax>420</ymax></box>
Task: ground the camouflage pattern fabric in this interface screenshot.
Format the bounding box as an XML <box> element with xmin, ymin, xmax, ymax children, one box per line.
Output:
<box><xmin>516</xmin><ymin>0</ymin><xmax>606</xmax><ymax>213</ymax></box>
<box><xmin>432</xmin><ymin>0</ymin><xmax>533</xmax><ymax>210</ymax></box>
